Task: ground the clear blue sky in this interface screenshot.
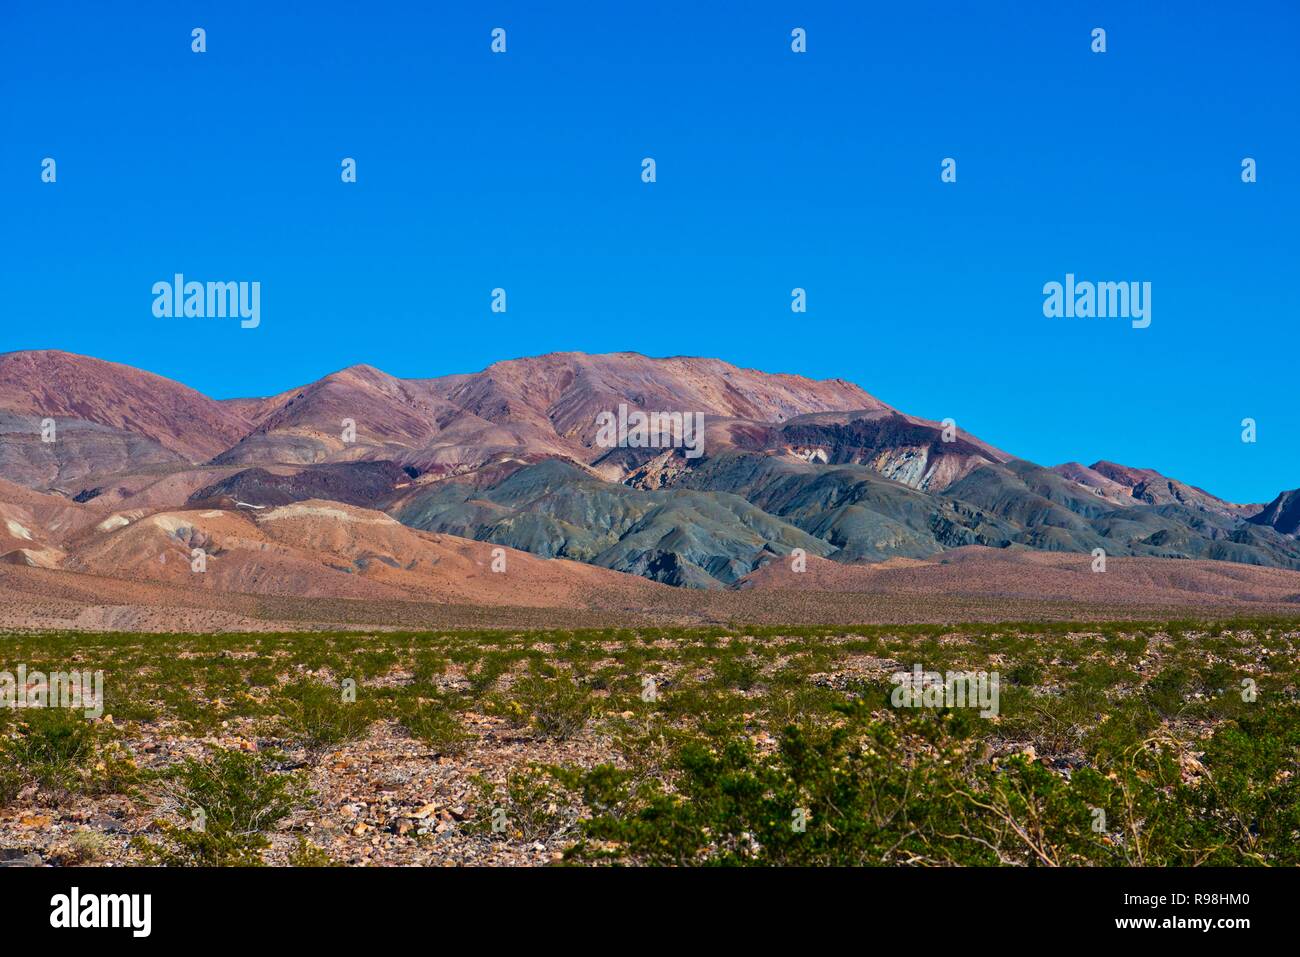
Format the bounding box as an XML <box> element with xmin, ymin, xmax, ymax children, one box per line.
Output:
<box><xmin>1</xmin><ymin>1</ymin><xmax>1296</xmax><ymax>502</ymax></box>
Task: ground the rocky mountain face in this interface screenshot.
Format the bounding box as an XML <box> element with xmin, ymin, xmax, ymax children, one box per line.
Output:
<box><xmin>0</xmin><ymin>410</ymin><xmax>188</xmax><ymax>489</ymax></box>
<box><xmin>208</xmin><ymin>352</ymin><xmax>886</xmax><ymax>479</ymax></box>
<box><xmin>1250</xmin><ymin>488</ymin><xmax>1300</xmax><ymax>536</ymax></box>
<box><xmin>1083</xmin><ymin>460</ymin><xmax>1263</xmax><ymax>517</ymax></box>
<box><xmin>0</xmin><ymin>349</ymin><xmax>1294</xmax><ymax>589</ymax></box>
<box><xmin>0</xmin><ymin>350</ymin><xmax>251</xmax><ymax>461</ymax></box>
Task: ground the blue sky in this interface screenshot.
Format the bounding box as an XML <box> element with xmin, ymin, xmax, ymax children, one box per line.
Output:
<box><xmin>1</xmin><ymin>1</ymin><xmax>1296</xmax><ymax>502</ymax></box>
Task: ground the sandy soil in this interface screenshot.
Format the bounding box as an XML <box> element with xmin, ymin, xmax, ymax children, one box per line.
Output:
<box><xmin>3</xmin><ymin>542</ymin><xmax>1300</xmax><ymax>633</ymax></box>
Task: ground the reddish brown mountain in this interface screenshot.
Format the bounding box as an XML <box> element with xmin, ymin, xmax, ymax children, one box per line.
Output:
<box><xmin>421</xmin><ymin>352</ymin><xmax>886</xmax><ymax>440</ymax></box>
<box><xmin>1050</xmin><ymin>462</ymin><xmax>1138</xmax><ymax>507</ymax></box>
<box><xmin>213</xmin><ymin>352</ymin><xmax>889</xmax><ymax>476</ymax></box>
<box><xmin>2</xmin><ymin>348</ymin><xmax>1295</xmax><ymax>602</ymax></box>
<box><xmin>1080</xmin><ymin>460</ymin><xmax>1261</xmax><ymax>517</ymax></box>
<box><xmin>0</xmin><ymin>350</ymin><xmax>888</xmax><ymax>490</ymax></box>
<box><xmin>0</xmin><ymin>351</ymin><xmax>1294</xmax><ymax>621</ymax></box>
<box><xmin>0</xmin><ymin>350</ymin><xmax>251</xmax><ymax>462</ymax></box>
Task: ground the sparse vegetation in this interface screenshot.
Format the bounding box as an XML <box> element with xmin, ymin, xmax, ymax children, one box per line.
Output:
<box><xmin>500</xmin><ymin>671</ymin><xmax>596</xmax><ymax>740</ymax></box>
<box><xmin>471</xmin><ymin>766</ymin><xmax>578</xmax><ymax>845</ymax></box>
<box><xmin>0</xmin><ymin>709</ymin><xmax>137</xmax><ymax>800</ymax></box>
<box><xmin>273</xmin><ymin>678</ymin><xmax>376</xmax><ymax>757</ymax></box>
<box><xmin>400</xmin><ymin>695</ymin><xmax>472</xmax><ymax>755</ymax></box>
<box><xmin>1</xmin><ymin>617</ymin><xmax>1296</xmax><ymax>865</ymax></box>
<box><xmin>65</xmin><ymin>828</ymin><xmax>112</xmax><ymax>864</ymax></box>
<box><xmin>137</xmin><ymin>748</ymin><xmax>310</xmax><ymax>866</ymax></box>
<box><xmin>0</xmin><ymin>767</ymin><xmax>24</xmax><ymax>807</ymax></box>
<box><xmin>287</xmin><ymin>835</ymin><xmax>340</xmax><ymax>867</ymax></box>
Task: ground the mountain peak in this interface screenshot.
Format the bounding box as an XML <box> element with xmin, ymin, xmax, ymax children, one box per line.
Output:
<box><xmin>1078</xmin><ymin>460</ymin><xmax>1256</xmax><ymax>514</ymax></box>
<box><xmin>0</xmin><ymin>349</ymin><xmax>251</xmax><ymax>463</ymax></box>
<box><xmin>1249</xmin><ymin>488</ymin><xmax>1300</xmax><ymax>535</ymax></box>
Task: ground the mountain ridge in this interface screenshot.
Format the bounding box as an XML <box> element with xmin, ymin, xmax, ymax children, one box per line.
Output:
<box><xmin>0</xmin><ymin>348</ymin><xmax>1294</xmax><ymax>590</ymax></box>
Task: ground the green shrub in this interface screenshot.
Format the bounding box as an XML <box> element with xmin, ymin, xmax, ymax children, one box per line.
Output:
<box><xmin>400</xmin><ymin>696</ymin><xmax>472</xmax><ymax>754</ymax></box>
<box><xmin>2</xmin><ymin>709</ymin><xmax>95</xmax><ymax>792</ymax></box>
<box><xmin>411</xmin><ymin>650</ymin><xmax>449</xmax><ymax>686</ymax></box>
<box><xmin>1006</xmin><ymin>662</ymin><xmax>1043</xmax><ymax>687</ymax></box>
<box><xmin>564</xmin><ymin>706</ymin><xmax>1027</xmax><ymax>866</ymax></box>
<box><xmin>273</xmin><ymin>679</ymin><xmax>375</xmax><ymax>756</ymax></box>
<box><xmin>287</xmin><ymin>836</ymin><xmax>339</xmax><ymax>867</ymax></box>
<box><xmin>1145</xmin><ymin>666</ymin><xmax>1193</xmax><ymax>716</ymax></box>
<box><xmin>564</xmin><ymin>700</ymin><xmax>1300</xmax><ymax>866</ymax></box>
<box><xmin>1165</xmin><ymin>705</ymin><xmax>1300</xmax><ymax>865</ymax></box>
<box><xmin>714</xmin><ymin>655</ymin><xmax>763</xmax><ymax>691</ymax></box>
<box><xmin>141</xmin><ymin>748</ymin><xmax>310</xmax><ymax>866</ymax></box>
<box><xmin>471</xmin><ymin>766</ymin><xmax>577</xmax><ymax>845</ymax></box>
<box><xmin>505</xmin><ymin>674</ymin><xmax>596</xmax><ymax>740</ymax></box>
<box><xmin>0</xmin><ymin>766</ymin><xmax>23</xmax><ymax>806</ymax></box>
<box><xmin>0</xmin><ymin>710</ymin><xmax>136</xmax><ymax>799</ymax></box>
<box><xmin>466</xmin><ymin>653</ymin><xmax>511</xmax><ymax>696</ymax></box>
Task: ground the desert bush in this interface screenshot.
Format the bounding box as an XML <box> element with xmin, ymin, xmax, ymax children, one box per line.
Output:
<box><xmin>0</xmin><ymin>766</ymin><xmax>23</xmax><ymax>806</ymax></box>
<box><xmin>714</xmin><ymin>655</ymin><xmax>763</xmax><ymax>691</ymax></box>
<box><xmin>465</xmin><ymin>652</ymin><xmax>512</xmax><ymax>696</ymax></box>
<box><xmin>66</xmin><ymin>829</ymin><xmax>112</xmax><ymax>864</ymax></box>
<box><xmin>1144</xmin><ymin>666</ymin><xmax>1194</xmax><ymax>716</ymax></box>
<box><xmin>139</xmin><ymin>748</ymin><xmax>309</xmax><ymax>866</ymax></box>
<box><xmin>504</xmin><ymin>673</ymin><xmax>596</xmax><ymax>740</ymax></box>
<box><xmin>273</xmin><ymin>679</ymin><xmax>375</xmax><ymax>756</ymax></box>
<box><xmin>400</xmin><ymin>696</ymin><xmax>472</xmax><ymax>754</ymax></box>
<box><xmin>0</xmin><ymin>710</ymin><xmax>136</xmax><ymax>800</ymax></box>
<box><xmin>411</xmin><ymin>650</ymin><xmax>450</xmax><ymax>686</ymax></box>
<box><xmin>1140</xmin><ymin>704</ymin><xmax>1300</xmax><ymax>866</ymax></box>
<box><xmin>563</xmin><ymin>700</ymin><xmax>1300</xmax><ymax>867</ymax></box>
<box><xmin>471</xmin><ymin>766</ymin><xmax>578</xmax><ymax>845</ymax></box>
<box><xmin>287</xmin><ymin>835</ymin><xmax>339</xmax><ymax>867</ymax></box>
<box><xmin>1005</xmin><ymin>662</ymin><xmax>1043</xmax><ymax>687</ymax></box>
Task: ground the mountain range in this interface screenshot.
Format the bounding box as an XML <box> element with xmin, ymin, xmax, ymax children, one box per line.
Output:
<box><xmin>0</xmin><ymin>348</ymin><xmax>1297</xmax><ymax>625</ymax></box>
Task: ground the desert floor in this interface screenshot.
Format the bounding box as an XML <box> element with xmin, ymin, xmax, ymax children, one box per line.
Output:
<box><xmin>1</xmin><ymin>617</ymin><xmax>1297</xmax><ymax>867</ymax></box>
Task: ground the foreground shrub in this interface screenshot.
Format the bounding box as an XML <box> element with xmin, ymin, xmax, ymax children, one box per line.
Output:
<box><xmin>273</xmin><ymin>679</ymin><xmax>375</xmax><ymax>756</ymax></box>
<box><xmin>0</xmin><ymin>766</ymin><xmax>23</xmax><ymax>807</ymax></box>
<box><xmin>470</xmin><ymin>765</ymin><xmax>578</xmax><ymax>845</ymax></box>
<box><xmin>502</xmin><ymin>673</ymin><xmax>596</xmax><ymax>740</ymax></box>
<box><xmin>1138</xmin><ymin>705</ymin><xmax>1300</xmax><ymax>865</ymax></box>
<box><xmin>287</xmin><ymin>835</ymin><xmax>340</xmax><ymax>867</ymax></box>
<box><xmin>0</xmin><ymin>710</ymin><xmax>137</xmax><ymax>800</ymax></box>
<box><xmin>562</xmin><ymin>702</ymin><xmax>1300</xmax><ymax>866</ymax></box>
<box><xmin>400</xmin><ymin>696</ymin><xmax>472</xmax><ymax>754</ymax></box>
<box><xmin>138</xmin><ymin>748</ymin><xmax>310</xmax><ymax>866</ymax></box>
<box><xmin>66</xmin><ymin>829</ymin><xmax>112</xmax><ymax>864</ymax></box>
